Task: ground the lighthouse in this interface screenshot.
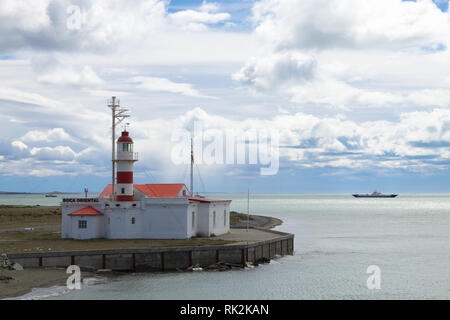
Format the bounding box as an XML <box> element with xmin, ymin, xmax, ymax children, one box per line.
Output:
<box><xmin>115</xmin><ymin>130</ymin><xmax>138</xmax><ymax>201</ymax></box>
<box><xmin>61</xmin><ymin>97</ymin><xmax>231</xmax><ymax>240</ymax></box>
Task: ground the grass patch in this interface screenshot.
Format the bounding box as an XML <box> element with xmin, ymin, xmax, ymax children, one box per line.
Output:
<box><xmin>0</xmin><ymin>230</ymin><xmax>235</xmax><ymax>254</ymax></box>
<box><xmin>0</xmin><ymin>205</ymin><xmax>236</xmax><ymax>253</ymax></box>
<box><xmin>230</xmin><ymin>211</ymin><xmax>254</xmax><ymax>225</ymax></box>
<box><xmin>0</xmin><ymin>206</ymin><xmax>61</xmax><ymax>229</ymax></box>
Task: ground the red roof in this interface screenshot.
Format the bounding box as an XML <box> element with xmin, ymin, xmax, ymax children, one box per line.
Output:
<box><xmin>68</xmin><ymin>206</ymin><xmax>103</xmax><ymax>216</ymax></box>
<box><xmin>98</xmin><ymin>184</ymin><xmax>115</xmax><ymax>198</ymax></box>
<box><xmin>98</xmin><ymin>184</ymin><xmax>186</xmax><ymax>198</ymax></box>
<box><xmin>97</xmin><ymin>184</ymin><xmax>231</xmax><ymax>203</ymax></box>
<box><xmin>134</xmin><ymin>184</ymin><xmax>185</xmax><ymax>197</ymax></box>
<box><xmin>118</xmin><ymin>131</ymin><xmax>133</xmax><ymax>143</ymax></box>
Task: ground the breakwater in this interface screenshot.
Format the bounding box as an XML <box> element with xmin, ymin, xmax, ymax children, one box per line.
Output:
<box><xmin>7</xmin><ymin>228</ymin><xmax>294</xmax><ymax>271</ymax></box>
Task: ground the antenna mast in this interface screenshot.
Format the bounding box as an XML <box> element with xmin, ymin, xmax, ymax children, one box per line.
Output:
<box><xmin>108</xmin><ymin>96</ymin><xmax>129</xmax><ymax>201</ymax></box>
<box><xmin>247</xmin><ymin>188</ymin><xmax>250</xmax><ymax>232</ymax></box>
<box><xmin>190</xmin><ymin>137</ymin><xmax>194</xmax><ymax>196</ymax></box>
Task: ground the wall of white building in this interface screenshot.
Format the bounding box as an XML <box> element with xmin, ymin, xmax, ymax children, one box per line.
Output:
<box><xmin>187</xmin><ymin>202</ymin><xmax>200</xmax><ymax>237</ymax></box>
<box><xmin>61</xmin><ymin>202</ymin><xmax>104</xmax><ymax>239</ymax></box>
<box><xmin>104</xmin><ymin>207</ymin><xmax>142</xmax><ymax>239</ymax></box>
<box><xmin>196</xmin><ymin>201</ymin><xmax>231</xmax><ymax>237</ymax></box>
<box><xmin>196</xmin><ymin>202</ymin><xmax>211</xmax><ymax>237</ymax></box>
<box><xmin>139</xmin><ymin>198</ymin><xmax>191</xmax><ymax>239</ymax></box>
<box><xmin>69</xmin><ymin>215</ymin><xmax>105</xmax><ymax>239</ymax></box>
<box><xmin>61</xmin><ymin>198</ymin><xmax>231</xmax><ymax>240</ymax></box>
<box><xmin>209</xmin><ymin>202</ymin><xmax>230</xmax><ymax>236</ymax></box>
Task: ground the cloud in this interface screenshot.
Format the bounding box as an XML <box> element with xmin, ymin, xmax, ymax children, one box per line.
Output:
<box><xmin>29</xmin><ymin>145</ymin><xmax>76</xmax><ymax>161</ymax></box>
<box><xmin>20</xmin><ymin>128</ymin><xmax>74</xmax><ymax>143</ymax></box>
<box><xmin>252</xmin><ymin>0</ymin><xmax>450</xmax><ymax>51</ymax></box>
<box><xmin>36</xmin><ymin>62</ymin><xmax>103</xmax><ymax>86</ymax></box>
<box><xmin>0</xmin><ymin>87</ymin><xmax>61</xmax><ymax>108</ymax></box>
<box><xmin>233</xmin><ymin>0</ymin><xmax>450</xmax><ymax>108</ymax></box>
<box><xmin>129</xmin><ymin>76</ymin><xmax>216</xmax><ymax>99</ymax></box>
<box><xmin>4</xmin><ymin>107</ymin><xmax>450</xmax><ymax>178</ymax></box>
<box><xmin>287</xmin><ymin>77</ymin><xmax>450</xmax><ymax>109</ymax></box>
<box><xmin>143</xmin><ymin>107</ymin><xmax>450</xmax><ymax>173</ymax></box>
<box><xmin>10</xmin><ymin>139</ymin><xmax>76</xmax><ymax>161</ymax></box>
<box><xmin>169</xmin><ymin>107</ymin><xmax>450</xmax><ymax>173</ymax></box>
<box><xmin>11</xmin><ymin>140</ymin><xmax>28</xmax><ymax>151</ymax></box>
<box><xmin>168</xmin><ymin>1</ymin><xmax>231</xmax><ymax>31</ymax></box>
<box><xmin>233</xmin><ymin>51</ymin><xmax>316</xmax><ymax>90</ymax></box>
<box><xmin>0</xmin><ymin>0</ymin><xmax>233</xmax><ymax>53</ymax></box>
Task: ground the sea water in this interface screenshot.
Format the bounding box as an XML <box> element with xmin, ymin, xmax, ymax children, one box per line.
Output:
<box><xmin>3</xmin><ymin>194</ymin><xmax>449</xmax><ymax>299</ymax></box>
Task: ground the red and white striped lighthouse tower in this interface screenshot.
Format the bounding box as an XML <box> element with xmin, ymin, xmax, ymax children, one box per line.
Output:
<box><xmin>115</xmin><ymin>130</ymin><xmax>138</xmax><ymax>201</ymax></box>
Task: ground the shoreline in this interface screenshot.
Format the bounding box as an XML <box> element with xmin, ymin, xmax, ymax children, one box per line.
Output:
<box><xmin>230</xmin><ymin>211</ymin><xmax>283</xmax><ymax>230</ymax></box>
<box><xmin>0</xmin><ymin>268</ymin><xmax>96</xmax><ymax>300</ymax></box>
<box><xmin>1</xmin><ymin>211</ymin><xmax>284</xmax><ymax>300</ymax></box>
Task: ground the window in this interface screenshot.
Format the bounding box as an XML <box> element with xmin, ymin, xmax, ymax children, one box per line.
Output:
<box><xmin>122</xmin><ymin>143</ymin><xmax>133</xmax><ymax>152</ymax></box>
<box><xmin>183</xmin><ymin>190</ymin><xmax>186</xmax><ymax>196</ymax></box>
<box><xmin>213</xmin><ymin>211</ymin><xmax>216</xmax><ymax>228</ymax></box>
<box><xmin>192</xmin><ymin>211</ymin><xmax>195</xmax><ymax>228</ymax></box>
<box><xmin>224</xmin><ymin>210</ymin><xmax>227</xmax><ymax>226</ymax></box>
<box><xmin>78</xmin><ymin>220</ymin><xmax>87</xmax><ymax>229</ymax></box>
<box><xmin>121</xmin><ymin>187</ymin><xmax>125</xmax><ymax>194</ymax></box>
<box><xmin>131</xmin><ymin>217</ymin><xmax>135</xmax><ymax>224</ymax></box>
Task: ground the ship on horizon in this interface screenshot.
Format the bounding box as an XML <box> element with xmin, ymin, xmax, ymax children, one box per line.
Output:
<box><xmin>352</xmin><ymin>190</ymin><xmax>398</xmax><ymax>198</ymax></box>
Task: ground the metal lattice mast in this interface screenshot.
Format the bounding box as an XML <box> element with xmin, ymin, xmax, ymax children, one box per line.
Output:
<box><xmin>108</xmin><ymin>97</ymin><xmax>129</xmax><ymax>201</ymax></box>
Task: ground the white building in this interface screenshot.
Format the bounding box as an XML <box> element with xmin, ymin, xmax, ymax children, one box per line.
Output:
<box><xmin>61</xmin><ymin>129</ymin><xmax>231</xmax><ymax>240</ymax></box>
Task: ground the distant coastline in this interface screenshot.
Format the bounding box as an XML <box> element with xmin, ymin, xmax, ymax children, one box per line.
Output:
<box><xmin>0</xmin><ymin>191</ymin><xmax>74</xmax><ymax>195</ymax></box>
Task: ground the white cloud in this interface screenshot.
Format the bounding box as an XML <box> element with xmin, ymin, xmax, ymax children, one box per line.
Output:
<box><xmin>169</xmin><ymin>10</ymin><xmax>230</xmax><ymax>31</ymax></box>
<box><xmin>21</xmin><ymin>128</ymin><xmax>74</xmax><ymax>143</ymax></box>
<box><xmin>129</xmin><ymin>76</ymin><xmax>216</xmax><ymax>99</ymax></box>
<box><xmin>0</xmin><ymin>0</ymin><xmax>51</xmax><ymax>32</ymax></box>
<box><xmin>27</xmin><ymin>168</ymin><xmax>70</xmax><ymax>177</ymax></box>
<box><xmin>252</xmin><ymin>0</ymin><xmax>450</xmax><ymax>50</ymax></box>
<box><xmin>168</xmin><ymin>1</ymin><xmax>230</xmax><ymax>31</ymax></box>
<box><xmin>31</xmin><ymin>54</ymin><xmax>102</xmax><ymax>86</ymax></box>
<box><xmin>4</xmin><ymin>107</ymin><xmax>450</xmax><ymax>177</ymax></box>
<box><xmin>30</xmin><ymin>145</ymin><xmax>76</xmax><ymax>161</ymax></box>
<box><xmin>10</xmin><ymin>138</ymin><xmax>76</xmax><ymax>161</ymax></box>
<box><xmin>234</xmin><ymin>0</ymin><xmax>450</xmax><ymax>109</ymax></box>
<box><xmin>0</xmin><ymin>0</ymin><xmax>234</xmax><ymax>52</ymax></box>
<box><xmin>11</xmin><ymin>140</ymin><xmax>28</xmax><ymax>151</ymax></box>
<box><xmin>37</xmin><ymin>65</ymin><xmax>102</xmax><ymax>86</ymax></box>
<box><xmin>0</xmin><ymin>87</ymin><xmax>61</xmax><ymax>108</ymax></box>
<box><xmin>3</xmin><ymin>0</ymin><xmax>450</xmax><ymax>183</ymax></box>
<box><xmin>233</xmin><ymin>51</ymin><xmax>316</xmax><ymax>90</ymax></box>
<box><xmin>168</xmin><ymin>107</ymin><xmax>450</xmax><ymax>172</ymax></box>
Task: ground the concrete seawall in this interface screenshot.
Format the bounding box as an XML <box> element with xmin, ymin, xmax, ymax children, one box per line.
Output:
<box><xmin>7</xmin><ymin>228</ymin><xmax>294</xmax><ymax>271</ymax></box>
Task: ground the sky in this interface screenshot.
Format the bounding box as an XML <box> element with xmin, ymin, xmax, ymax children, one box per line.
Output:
<box><xmin>2</xmin><ymin>0</ymin><xmax>450</xmax><ymax>194</ymax></box>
